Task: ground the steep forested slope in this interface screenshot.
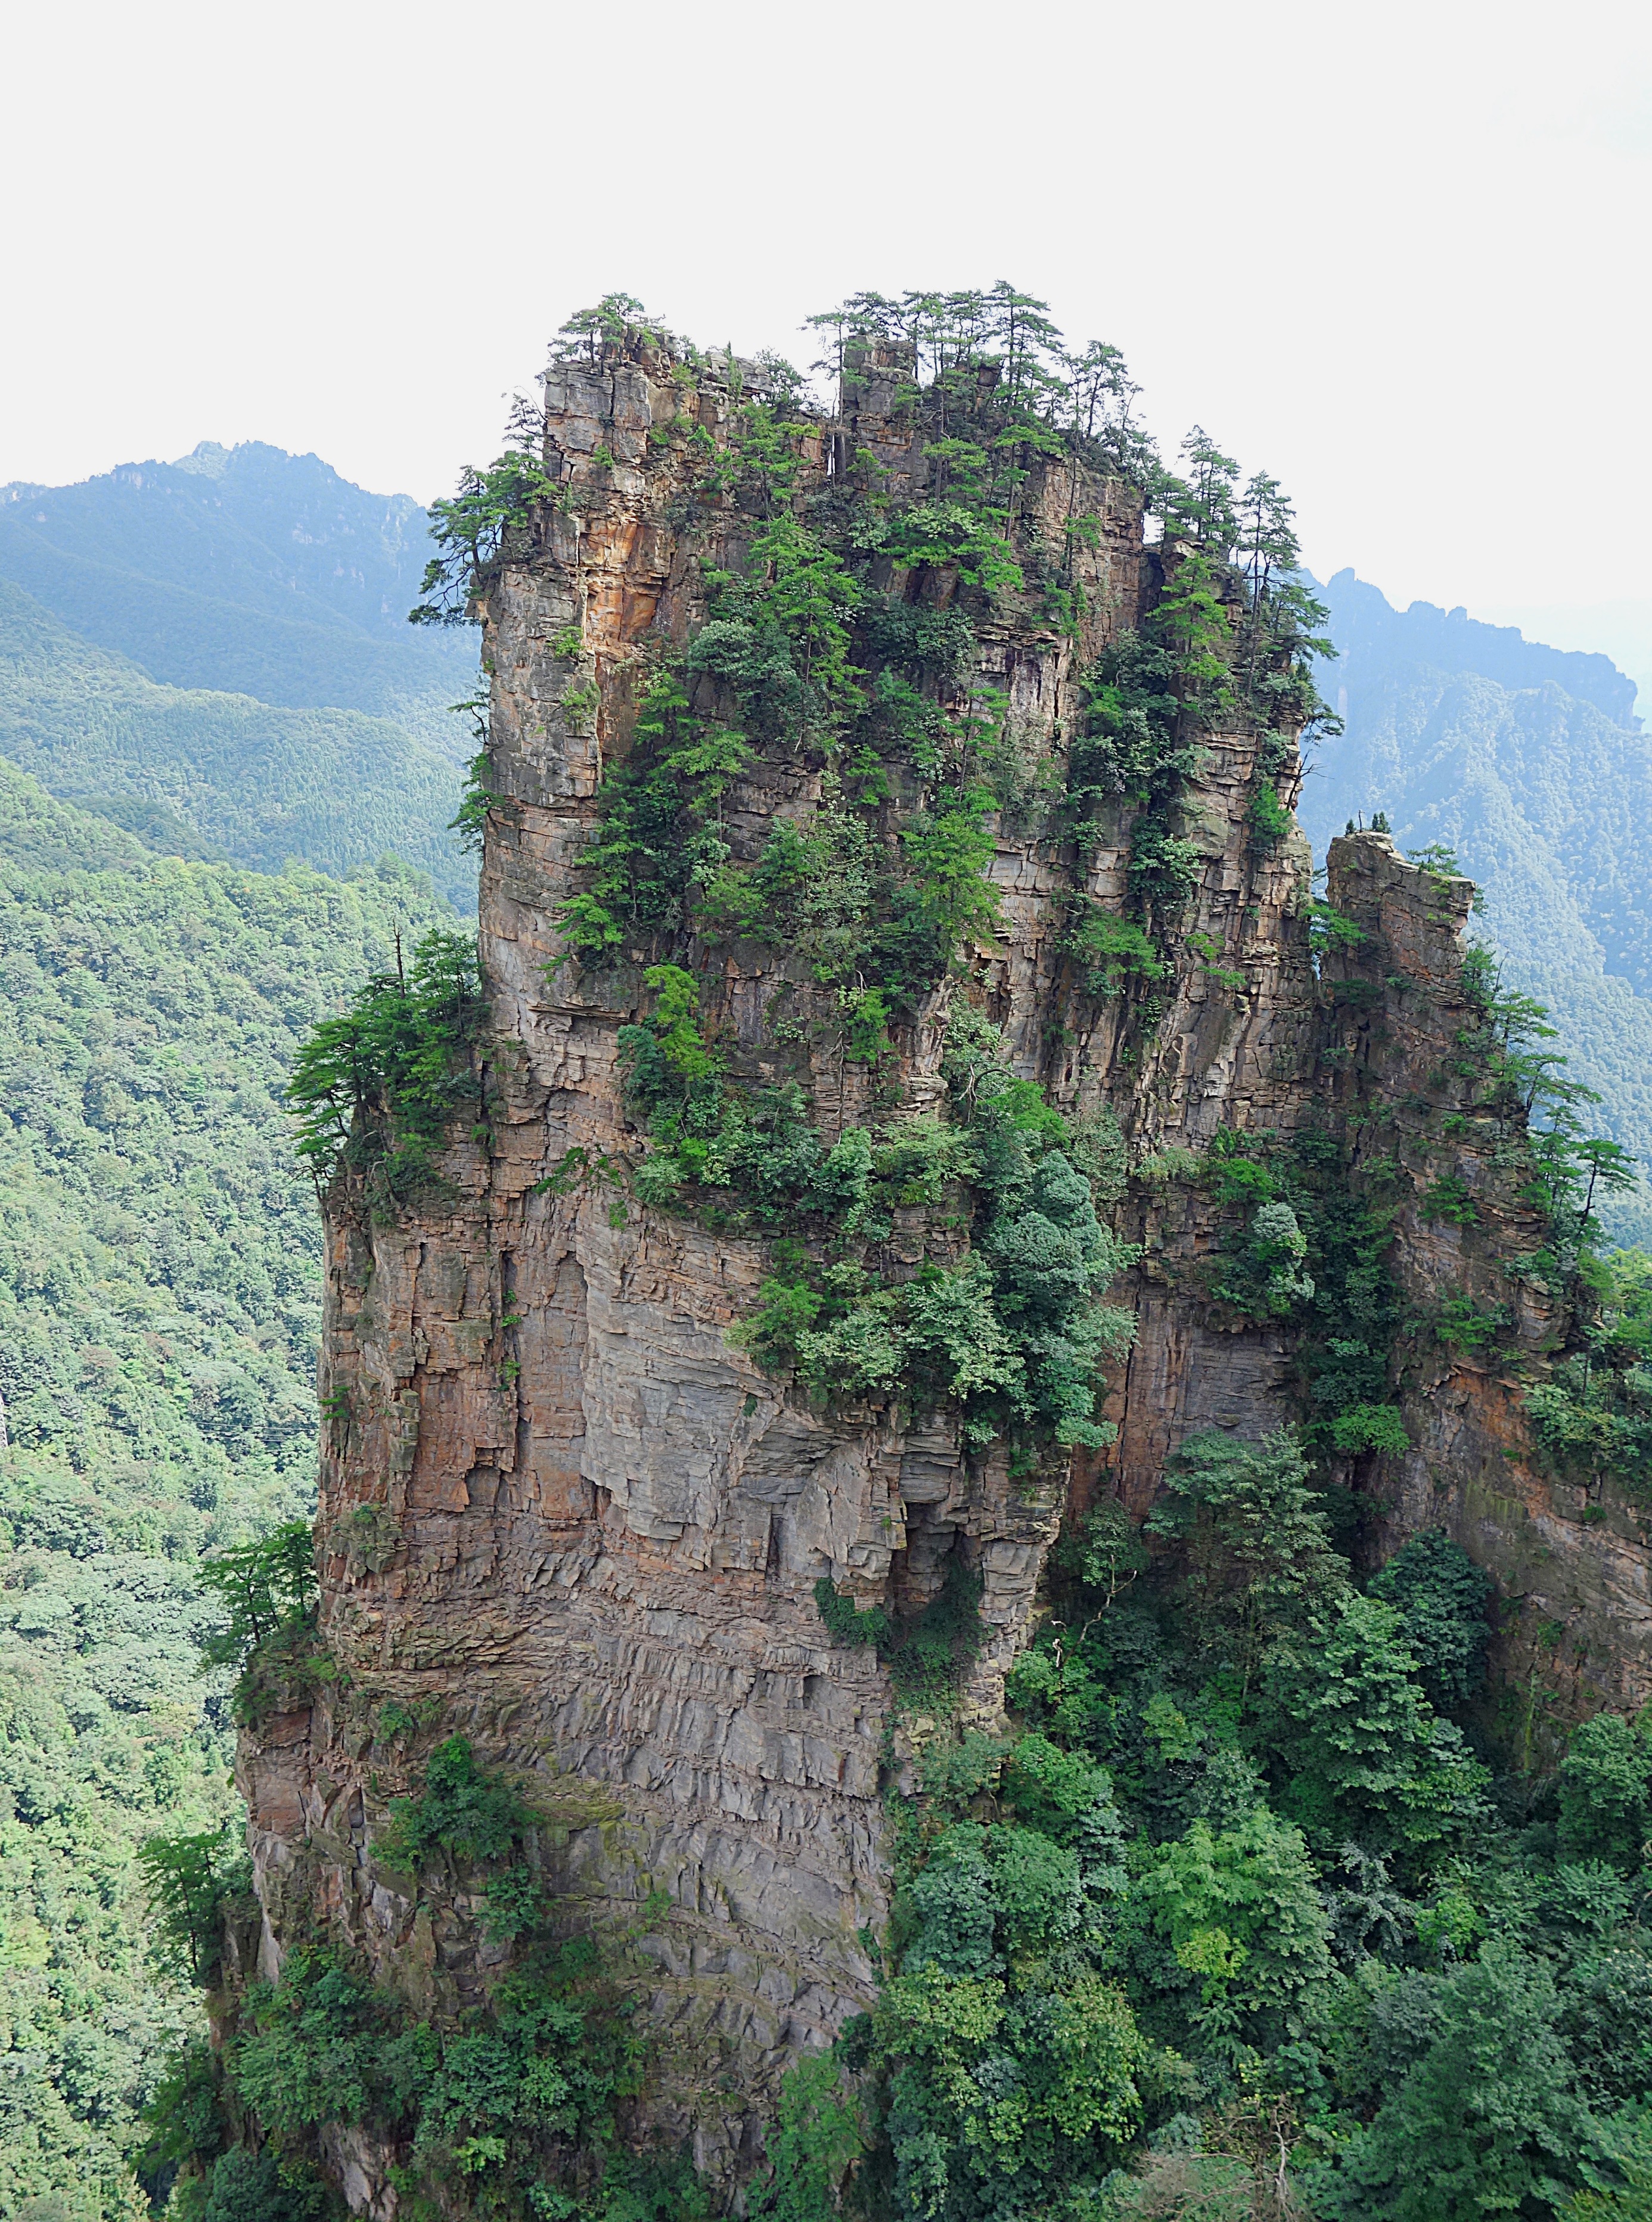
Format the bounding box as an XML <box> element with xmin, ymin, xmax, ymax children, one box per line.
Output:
<box><xmin>1303</xmin><ymin>570</ymin><xmax>1652</xmax><ymax>1240</ymax></box>
<box><xmin>0</xmin><ymin>765</ymin><xmax>448</xmax><ymax>2220</ymax></box>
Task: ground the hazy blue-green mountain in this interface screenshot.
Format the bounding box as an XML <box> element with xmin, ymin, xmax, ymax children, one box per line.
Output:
<box><xmin>0</xmin><ymin>441</ymin><xmax>473</xmax><ymax>728</ymax></box>
<box><xmin>1304</xmin><ymin>569</ymin><xmax>1652</xmax><ymax>1240</ymax></box>
<box><xmin>1311</xmin><ymin>570</ymin><xmax>1639</xmax><ymax>731</ymax></box>
<box><xmin>0</xmin><ymin>443</ymin><xmax>481</xmax><ymax>908</ymax></box>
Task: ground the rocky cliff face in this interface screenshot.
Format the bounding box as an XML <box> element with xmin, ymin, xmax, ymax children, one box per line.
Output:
<box><xmin>238</xmin><ymin>328</ymin><xmax>1640</xmax><ymax>2207</ymax></box>
<box><xmin>1318</xmin><ymin>834</ymin><xmax>1652</xmax><ymax>1724</ymax></box>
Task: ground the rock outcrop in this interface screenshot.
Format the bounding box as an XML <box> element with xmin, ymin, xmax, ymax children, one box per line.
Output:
<box><xmin>1320</xmin><ymin>833</ymin><xmax>1652</xmax><ymax>1724</ymax></box>
<box><xmin>238</xmin><ymin>326</ymin><xmax>1642</xmax><ymax>2207</ymax></box>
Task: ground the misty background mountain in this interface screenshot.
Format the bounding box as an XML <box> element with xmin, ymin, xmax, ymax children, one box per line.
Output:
<box><xmin>0</xmin><ymin>442</ymin><xmax>475</xmax><ymax>907</ymax></box>
<box><xmin>1302</xmin><ymin>569</ymin><xmax>1652</xmax><ymax>1243</ymax></box>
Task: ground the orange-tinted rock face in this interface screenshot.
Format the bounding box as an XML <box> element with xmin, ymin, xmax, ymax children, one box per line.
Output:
<box><xmin>240</xmin><ymin>334</ymin><xmax>1644</xmax><ymax>2202</ymax></box>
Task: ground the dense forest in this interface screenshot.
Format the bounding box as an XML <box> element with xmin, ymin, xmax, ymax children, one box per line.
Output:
<box><xmin>0</xmin><ymin>764</ymin><xmax>447</xmax><ymax>2219</ymax></box>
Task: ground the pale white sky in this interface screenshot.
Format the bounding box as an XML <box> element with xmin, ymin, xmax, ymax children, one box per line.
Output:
<box><xmin>4</xmin><ymin>0</ymin><xmax>1649</xmax><ymax>628</ymax></box>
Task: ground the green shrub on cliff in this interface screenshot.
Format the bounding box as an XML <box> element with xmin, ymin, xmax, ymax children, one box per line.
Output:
<box><xmin>195</xmin><ymin>1522</ymin><xmax>316</xmax><ymax>1679</ymax></box>
<box><xmin>284</xmin><ymin>921</ymin><xmax>483</xmax><ymax>1202</ymax></box>
<box><xmin>135</xmin><ymin>1824</ymin><xmax>253</xmax><ymax>1988</ymax></box>
<box><xmin>709</xmin><ymin>1007</ymin><xmax>1136</xmax><ymax>1452</ymax></box>
<box><xmin>604</xmin><ymin>951</ymin><xmax>1135</xmax><ymax>1456</ymax></box>
<box><xmin>146</xmin><ymin>1741</ymin><xmax>698</xmax><ymax>2222</ymax></box>
<box><xmin>409</xmin><ymin>399</ymin><xmax>564</xmax><ymax>629</ymax></box>
<box><xmin>178</xmin><ymin>2147</ymin><xmax>325</xmax><ymax>2222</ymax></box>
<box><xmin>744</xmin><ymin>2054</ymin><xmax>865</xmax><ymax>2221</ymax></box>
<box><xmin>380</xmin><ymin>1733</ymin><xmax>538</xmax><ymax>1867</ymax></box>
<box><xmin>1555</xmin><ymin>1714</ymin><xmax>1652</xmax><ymax>1870</ymax></box>
<box><xmin>813</xmin><ymin>1560</ymin><xmax>986</xmax><ymax>1713</ymax></box>
<box><xmin>1521</xmin><ymin>1248</ymin><xmax>1652</xmax><ymax>1503</ymax></box>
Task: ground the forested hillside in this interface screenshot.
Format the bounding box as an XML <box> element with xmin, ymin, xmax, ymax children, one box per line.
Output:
<box><xmin>0</xmin><ymin>443</ymin><xmax>477</xmax><ymax>908</ymax></box>
<box><xmin>1303</xmin><ymin>570</ymin><xmax>1652</xmax><ymax>1241</ymax></box>
<box><xmin>0</xmin><ymin>764</ymin><xmax>448</xmax><ymax>2219</ymax></box>
<box><xmin>0</xmin><ymin>578</ymin><xmax>472</xmax><ymax>905</ymax></box>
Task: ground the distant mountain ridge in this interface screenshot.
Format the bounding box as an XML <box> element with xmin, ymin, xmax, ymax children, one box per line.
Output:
<box><xmin>0</xmin><ymin>440</ymin><xmax>471</xmax><ymax>721</ymax></box>
<box><xmin>0</xmin><ymin>442</ymin><xmax>479</xmax><ymax>907</ymax></box>
<box><xmin>1313</xmin><ymin>567</ymin><xmax>1641</xmax><ymax>730</ymax></box>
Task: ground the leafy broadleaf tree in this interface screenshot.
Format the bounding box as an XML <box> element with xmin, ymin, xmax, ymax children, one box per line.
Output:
<box><xmin>1123</xmin><ymin>1802</ymin><xmax>1336</xmax><ymax>2059</ymax></box>
<box><xmin>136</xmin><ymin>1825</ymin><xmax>253</xmax><ymax>1986</ymax></box>
<box><xmin>1367</xmin><ymin>1529</ymin><xmax>1493</xmax><ymax>1709</ymax></box>
<box><xmin>1145</xmin><ymin>1428</ymin><xmax>1349</xmax><ymax>1690</ymax></box>
<box><xmin>379</xmin><ymin>1736</ymin><xmax>537</xmax><ymax>1870</ymax></box>
<box><xmin>409</xmin><ymin>397</ymin><xmax>561</xmax><ymax>626</ymax></box>
<box><xmin>1260</xmin><ymin>1591</ymin><xmax>1491</xmax><ymax>1861</ymax></box>
<box><xmin>1557</xmin><ymin>1714</ymin><xmax>1652</xmax><ymax>1870</ymax></box>
<box><xmin>195</xmin><ymin>1522</ymin><xmax>316</xmax><ymax>1680</ymax></box>
<box><xmin>746</xmin><ymin>2053</ymin><xmax>867</xmax><ymax>2221</ymax></box>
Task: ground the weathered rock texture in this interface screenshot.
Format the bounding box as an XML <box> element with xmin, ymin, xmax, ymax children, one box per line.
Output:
<box><xmin>1318</xmin><ymin>834</ymin><xmax>1652</xmax><ymax>1724</ymax></box>
<box><xmin>239</xmin><ymin>331</ymin><xmax>1645</xmax><ymax>2208</ymax></box>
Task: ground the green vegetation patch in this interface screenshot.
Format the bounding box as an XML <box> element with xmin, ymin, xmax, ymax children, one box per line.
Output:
<box><xmin>285</xmin><ymin>922</ymin><xmax>484</xmax><ymax>1210</ymax></box>
<box><xmin>784</xmin><ymin>1426</ymin><xmax>1652</xmax><ymax>2219</ymax></box>
<box><xmin>144</xmin><ymin>1735</ymin><xmax>698</xmax><ymax>2222</ymax></box>
<box><xmin>0</xmin><ymin>575</ymin><xmax>472</xmax><ymax>907</ymax></box>
<box><xmin>614</xmin><ymin>985</ymin><xmax>1138</xmax><ymax>1455</ymax></box>
<box><xmin>0</xmin><ymin>767</ymin><xmax>450</xmax><ymax>2218</ymax></box>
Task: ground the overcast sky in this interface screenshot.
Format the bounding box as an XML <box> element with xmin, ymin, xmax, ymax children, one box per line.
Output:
<box><xmin>5</xmin><ymin>0</ymin><xmax>1648</xmax><ymax>639</ymax></box>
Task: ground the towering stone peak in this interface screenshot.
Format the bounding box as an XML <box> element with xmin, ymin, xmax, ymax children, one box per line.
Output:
<box><xmin>238</xmin><ymin>322</ymin><xmax>1646</xmax><ymax>2208</ymax></box>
